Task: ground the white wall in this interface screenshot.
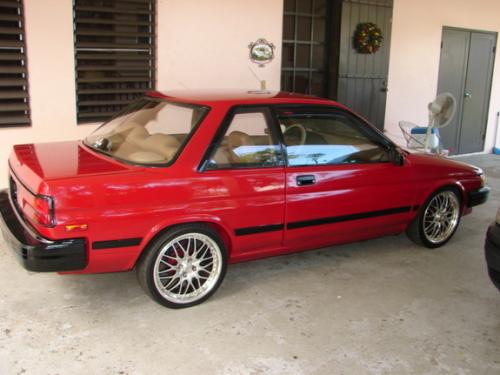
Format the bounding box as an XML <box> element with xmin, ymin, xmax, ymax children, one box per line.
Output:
<box><xmin>385</xmin><ymin>0</ymin><xmax>500</xmax><ymax>152</ymax></box>
<box><xmin>0</xmin><ymin>0</ymin><xmax>284</xmax><ymax>188</ymax></box>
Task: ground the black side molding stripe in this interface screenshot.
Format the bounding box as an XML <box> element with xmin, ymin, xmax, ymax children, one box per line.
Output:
<box><xmin>92</xmin><ymin>237</ymin><xmax>142</xmax><ymax>250</ymax></box>
<box><xmin>287</xmin><ymin>206</ymin><xmax>412</xmax><ymax>230</ymax></box>
<box><xmin>235</xmin><ymin>224</ymin><xmax>284</xmax><ymax>236</ymax></box>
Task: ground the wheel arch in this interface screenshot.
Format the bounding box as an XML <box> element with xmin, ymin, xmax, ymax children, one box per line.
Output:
<box><xmin>409</xmin><ymin>180</ymin><xmax>466</xmax><ymax>226</ymax></box>
<box><xmin>132</xmin><ymin>218</ymin><xmax>234</xmax><ymax>268</ymax></box>
<box><xmin>406</xmin><ymin>180</ymin><xmax>465</xmax><ymax>248</ymax></box>
<box><xmin>418</xmin><ymin>179</ymin><xmax>466</xmax><ymax>212</ymax></box>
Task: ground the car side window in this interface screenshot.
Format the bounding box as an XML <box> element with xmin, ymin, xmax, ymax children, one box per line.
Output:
<box><xmin>206</xmin><ymin>107</ymin><xmax>282</xmax><ymax>170</ymax></box>
<box><xmin>277</xmin><ymin>109</ymin><xmax>390</xmax><ymax>166</ymax></box>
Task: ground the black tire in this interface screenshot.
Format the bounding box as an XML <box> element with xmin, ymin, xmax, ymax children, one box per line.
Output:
<box><xmin>136</xmin><ymin>223</ymin><xmax>228</xmax><ymax>308</ymax></box>
<box><xmin>406</xmin><ymin>187</ymin><xmax>462</xmax><ymax>249</ymax></box>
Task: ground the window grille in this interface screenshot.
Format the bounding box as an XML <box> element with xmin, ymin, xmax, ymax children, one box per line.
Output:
<box><xmin>281</xmin><ymin>0</ymin><xmax>329</xmax><ymax>96</ymax></box>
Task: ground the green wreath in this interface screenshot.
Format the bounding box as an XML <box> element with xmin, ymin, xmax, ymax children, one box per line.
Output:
<box><xmin>354</xmin><ymin>22</ymin><xmax>383</xmax><ymax>54</ymax></box>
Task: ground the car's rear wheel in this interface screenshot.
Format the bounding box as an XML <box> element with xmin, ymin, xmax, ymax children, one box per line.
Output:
<box><xmin>407</xmin><ymin>188</ymin><xmax>461</xmax><ymax>248</ymax></box>
<box><xmin>137</xmin><ymin>224</ymin><xmax>227</xmax><ymax>308</ymax></box>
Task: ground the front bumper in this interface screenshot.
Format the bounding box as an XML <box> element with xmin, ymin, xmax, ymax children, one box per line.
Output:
<box><xmin>468</xmin><ymin>187</ymin><xmax>490</xmax><ymax>207</ymax></box>
<box><xmin>0</xmin><ymin>189</ymin><xmax>86</xmax><ymax>272</ymax></box>
<box><xmin>485</xmin><ymin>223</ymin><xmax>500</xmax><ymax>291</ymax></box>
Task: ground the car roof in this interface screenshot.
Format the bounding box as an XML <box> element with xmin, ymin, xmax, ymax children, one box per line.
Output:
<box><xmin>146</xmin><ymin>89</ymin><xmax>347</xmax><ymax>109</ymax></box>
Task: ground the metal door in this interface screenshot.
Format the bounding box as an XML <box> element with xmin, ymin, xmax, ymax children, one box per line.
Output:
<box><xmin>337</xmin><ymin>0</ymin><xmax>393</xmax><ymax>130</ymax></box>
<box><xmin>437</xmin><ymin>27</ymin><xmax>496</xmax><ymax>154</ymax></box>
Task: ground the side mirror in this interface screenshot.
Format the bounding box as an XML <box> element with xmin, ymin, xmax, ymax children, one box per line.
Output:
<box><xmin>388</xmin><ymin>146</ymin><xmax>405</xmax><ymax>166</ymax></box>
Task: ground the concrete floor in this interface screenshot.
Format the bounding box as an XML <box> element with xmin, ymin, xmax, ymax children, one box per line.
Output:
<box><xmin>0</xmin><ymin>155</ymin><xmax>499</xmax><ymax>375</ymax></box>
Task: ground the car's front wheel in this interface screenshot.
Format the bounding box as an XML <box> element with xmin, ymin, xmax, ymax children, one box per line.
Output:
<box><xmin>407</xmin><ymin>188</ymin><xmax>461</xmax><ymax>248</ymax></box>
<box><xmin>137</xmin><ymin>224</ymin><xmax>227</xmax><ymax>308</ymax></box>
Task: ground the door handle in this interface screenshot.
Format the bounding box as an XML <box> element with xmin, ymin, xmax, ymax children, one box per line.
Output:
<box><xmin>381</xmin><ymin>80</ymin><xmax>388</xmax><ymax>93</ymax></box>
<box><xmin>464</xmin><ymin>91</ymin><xmax>472</xmax><ymax>99</ymax></box>
<box><xmin>296</xmin><ymin>175</ymin><xmax>316</xmax><ymax>186</ymax></box>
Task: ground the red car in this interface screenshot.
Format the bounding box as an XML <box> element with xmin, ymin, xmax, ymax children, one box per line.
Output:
<box><xmin>0</xmin><ymin>90</ymin><xmax>490</xmax><ymax>308</ymax></box>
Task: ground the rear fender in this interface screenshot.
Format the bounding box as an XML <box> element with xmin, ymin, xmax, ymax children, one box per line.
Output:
<box><xmin>132</xmin><ymin>214</ymin><xmax>234</xmax><ymax>267</ymax></box>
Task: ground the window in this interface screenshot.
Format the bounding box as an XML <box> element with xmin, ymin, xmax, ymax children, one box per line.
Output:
<box><xmin>74</xmin><ymin>0</ymin><xmax>155</xmax><ymax>123</ymax></box>
<box><xmin>206</xmin><ymin>108</ymin><xmax>282</xmax><ymax>170</ymax></box>
<box><xmin>281</xmin><ymin>0</ymin><xmax>330</xmax><ymax>96</ymax></box>
<box><xmin>0</xmin><ymin>0</ymin><xmax>30</xmax><ymax>127</ymax></box>
<box><xmin>85</xmin><ymin>98</ymin><xmax>208</xmax><ymax>166</ymax></box>
<box><xmin>277</xmin><ymin>108</ymin><xmax>390</xmax><ymax>166</ymax></box>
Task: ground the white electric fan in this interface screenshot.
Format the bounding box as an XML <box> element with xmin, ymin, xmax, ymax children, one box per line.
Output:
<box><xmin>399</xmin><ymin>93</ymin><xmax>457</xmax><ymax>154</ymax></box>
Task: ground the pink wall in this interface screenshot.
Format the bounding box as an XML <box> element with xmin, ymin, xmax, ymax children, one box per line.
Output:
<box><xmin>385</xmin><ymin>0</ymin><xmax>500</xmax><ymax>153</ymax></box>
<box><xmin>156</xmin><ymin>0</ymin><xmax>283</xmax><ymax>91</ymax></box>
<box><xmin>0</xmin><ymin>0</ymin><xmax>99</xmax><ymax>188</ymax></box>
<box><xmin>1</xmin><ymin>0</ymin><xmax>499</xmax><ymax>189</ymax></box>
<box><xmin>0</xmin><ymin>0</ymin><xmax>284</xmax><ymax>188</ymax></box>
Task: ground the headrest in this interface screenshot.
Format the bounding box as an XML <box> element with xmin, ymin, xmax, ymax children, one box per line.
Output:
<box><xmin>228</xmin><ymin>131</ymin><xmax>254</xmax><ymax>149</ymax></box>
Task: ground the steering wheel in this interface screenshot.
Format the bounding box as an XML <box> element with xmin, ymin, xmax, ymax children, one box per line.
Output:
<box><xmin>283</xmin><ymin>123</ymin><xmax>307</xmax><ymax>146</ymax></box>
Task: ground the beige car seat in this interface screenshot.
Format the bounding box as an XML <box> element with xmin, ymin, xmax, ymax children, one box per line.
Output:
<box><xmin>114</xmin><ymin>124</ymin><xmax>182</xmax><ymax>163</ymax></box>
<box><xmin>227</xmin><ymin>131</ymin><xmax>254</xmax><ymax>163</ymax></box>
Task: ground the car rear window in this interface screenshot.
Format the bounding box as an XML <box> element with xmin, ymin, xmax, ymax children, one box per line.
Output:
<box><xmin>84</xmin><ymin>98</ymin><xmax>209</xmax><ymax>166</ymax></box>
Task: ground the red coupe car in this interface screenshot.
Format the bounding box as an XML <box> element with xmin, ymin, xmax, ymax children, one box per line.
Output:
<box><xmin>0</xmin><ymin>90</ymin><xmax>489</xmax><ymax>308</ymax></box>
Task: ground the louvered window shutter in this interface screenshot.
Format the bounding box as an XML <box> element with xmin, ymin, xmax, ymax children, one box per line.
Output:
<box><xmin>74</xmin><ymin>0</ymin><xmax>155</xmax><ymax>123</ymax></box>
<box><xmin>0</xmin><ymin>0</ymin><xmax>30</xmax><ymax>128</ymax></box>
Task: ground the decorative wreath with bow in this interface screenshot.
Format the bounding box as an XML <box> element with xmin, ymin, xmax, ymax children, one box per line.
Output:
<box><xmin>354</xmin><ymin>22</ymin><xmax>383</xmax><ymax>54</ymax></box>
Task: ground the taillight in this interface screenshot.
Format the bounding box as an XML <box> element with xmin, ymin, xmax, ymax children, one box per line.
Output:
<box><xmin>479</xmin><ymin>173</ymin><xmax>486</xmax><ymax>188</ymax></box>
<box><xmin>24</xmin><ymin>195</ymin><xmax>55</xmax><ymax>227</ymax></box>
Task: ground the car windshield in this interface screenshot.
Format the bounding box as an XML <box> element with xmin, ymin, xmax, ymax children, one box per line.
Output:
<box><xmin>84</xmin><ymin>98</ymin><xmax>209</xmax><ymax>165</ymax></box>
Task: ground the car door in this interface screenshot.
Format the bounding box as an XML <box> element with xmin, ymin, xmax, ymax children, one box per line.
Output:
<box><xmin>200</xmin><ymin>106</ymin><xmax>286</xmax><ymax>256</ymax></box>
<box><xmin>275</xmin><ymin>106</ymin><xmax>418</xmax><ymax>250</ymax></box>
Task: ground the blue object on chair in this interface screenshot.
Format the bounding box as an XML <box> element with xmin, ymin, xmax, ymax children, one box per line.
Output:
<box><xmin>410</xmin><ymin>127</ymin><xmax>438</xmax><ymax>135</ymax></box>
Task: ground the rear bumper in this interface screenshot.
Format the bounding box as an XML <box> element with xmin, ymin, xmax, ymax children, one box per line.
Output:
<box><xmin>485</xmin><ymin>223</ymin><xmax>500</xmax><ymax>291</ymax></box>
<box><xmin>468</xmin><ymin>187</ymin><xmax>490</xmax><ymax>207</ymax></box>
<box><xmin>0</xmin><ymin>189</ymin><xmax>86</xmax><ymax>272</ymax></box>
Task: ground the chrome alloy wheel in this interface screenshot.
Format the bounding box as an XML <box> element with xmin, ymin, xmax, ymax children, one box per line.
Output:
<box><xmin>153</xmin><ymin>233</ymin><xmax>223</xmax><ymax>304</ymax></box>
<box><xmin>423</xmin><ymin>191</ymin><xmax>460</xmax><ymax>244</ymax></box>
